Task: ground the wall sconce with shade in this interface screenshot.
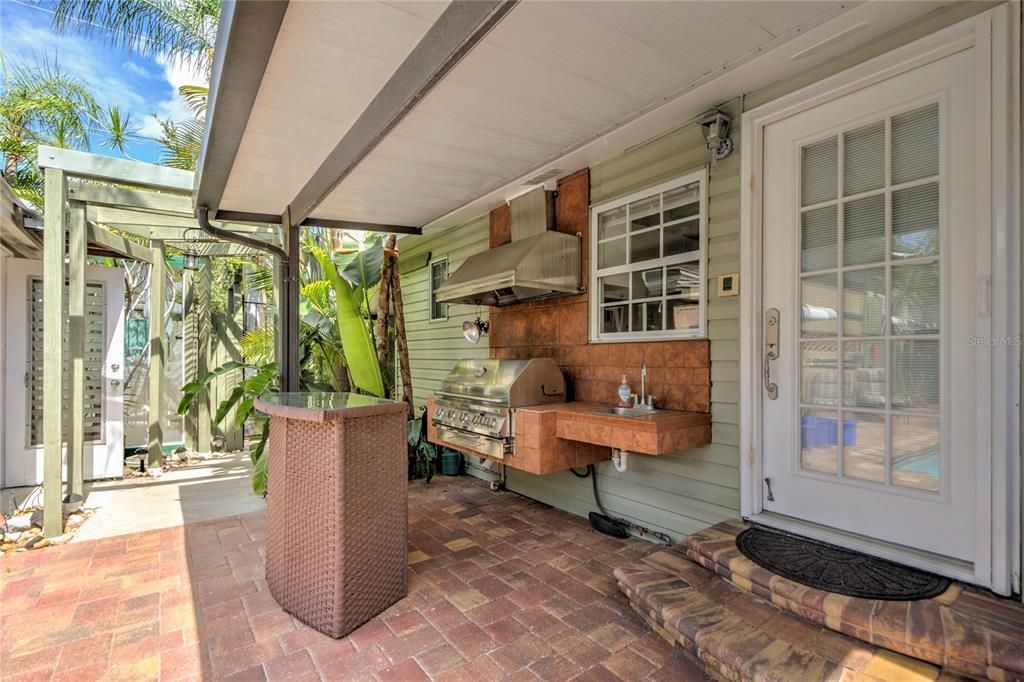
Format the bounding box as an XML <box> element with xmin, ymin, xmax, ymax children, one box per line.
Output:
<box><xmin>698</xmin><ymin>108</ymin><xmax>733</xmax><ymax>172</ymax></box>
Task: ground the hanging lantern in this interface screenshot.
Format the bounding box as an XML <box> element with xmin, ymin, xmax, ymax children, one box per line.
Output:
<box><xmin>182</xmin><ymin>228</ymin><xmax>200</xmax><ymax>270</ymax></box>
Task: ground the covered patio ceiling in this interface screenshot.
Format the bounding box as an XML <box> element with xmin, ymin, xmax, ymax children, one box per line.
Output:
<box><xmin>196</xmin><ymin>0</ymin><xmax>947</xmax><ymax>236</ymax></box>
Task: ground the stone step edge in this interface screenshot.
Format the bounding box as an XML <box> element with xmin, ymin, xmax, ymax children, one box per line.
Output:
<box><xmin>678</xmin><ymin>530</ymin><xmax>994</xmax><ymax>679</ymax></box>
<box><xmin>614</xmin><ymin>567</ymin><xmax>948</xmax><ymax>682</ymax></box>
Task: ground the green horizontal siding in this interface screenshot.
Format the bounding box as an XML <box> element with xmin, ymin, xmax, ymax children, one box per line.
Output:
<box><xmin>397</xmin><ymin>216</ymin><xmax>491</xmax><ymax>411</ymax></box>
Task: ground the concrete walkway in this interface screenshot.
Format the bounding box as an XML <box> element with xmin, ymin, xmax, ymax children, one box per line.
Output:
<box><xmin>73</xmin><ymin>452</ymin><xmax>265</xmax><ymax>542</ymax></box>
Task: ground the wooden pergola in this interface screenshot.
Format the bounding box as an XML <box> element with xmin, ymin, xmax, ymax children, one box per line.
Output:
<box><xmin>35</xmin><ymin>146</ymin><xmax>284</xmax><ymax>537</ymax></box>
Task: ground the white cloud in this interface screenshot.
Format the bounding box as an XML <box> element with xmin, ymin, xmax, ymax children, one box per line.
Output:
<box><xmin>122</xmin><ymin>61</ymin><xmax>158</xmax><ymax>80</ymax></box>
<box><xmin>138</xmin><ymin>54</ymin><xmax>207</xmax><ymax>139</ymax></box>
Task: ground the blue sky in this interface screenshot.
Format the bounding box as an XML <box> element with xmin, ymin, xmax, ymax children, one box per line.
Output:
<box><xmin>1</xmin><ymin>0</ymin><xmax>206</xmax><ymax>164</ymax></box>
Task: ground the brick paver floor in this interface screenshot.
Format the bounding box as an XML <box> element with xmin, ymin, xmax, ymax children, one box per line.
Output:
<box><xmin>1</xmin><ymin>476</ymin><xmax>709</xmax><ymax>681</ymax></box>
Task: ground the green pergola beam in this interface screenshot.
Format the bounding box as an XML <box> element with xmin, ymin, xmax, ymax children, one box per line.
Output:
<box><xmin>96</xmin><ymin>222</ymin><xmax>279</xmax><ymax>240</ymax></box>
<box><xmin>42</xmin><ymin>168</ymin><xmax>65</xmax><ymax>538</ymax></box>
<box><xmin>38</xmin><ymin>145</ymin><xmax>193</xmax><ymax>191</ymax></box>
<box><xmin>68</xmin><ymin>184</ymin><xmax>192</xmax><ymax>214</ymax></box>
<box><xmin>86</xmin><ymin>223</ymin><xmax>154</xmax><ymax>263</ymax></box>
<box><xmin>88</xmin><ymin>206</ymin><xmax>199</xmax><ymax>229</ymax></box>
<box><xmin>162</xmin><ymin>241</ymin><xmax>263</xmax><ymax>257</ymax></box>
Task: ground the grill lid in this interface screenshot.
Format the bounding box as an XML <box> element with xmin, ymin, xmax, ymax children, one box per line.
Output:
<box><xmin>438</xmin><ymin>358</ymin><xmax>565</xmax><ymax>407</ymax></box>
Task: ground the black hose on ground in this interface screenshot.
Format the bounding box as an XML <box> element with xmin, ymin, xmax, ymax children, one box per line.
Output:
<box><xmin>585</xmin><ymin>463</ymin><xmax>673</xmax><ymax>546</ymax></box>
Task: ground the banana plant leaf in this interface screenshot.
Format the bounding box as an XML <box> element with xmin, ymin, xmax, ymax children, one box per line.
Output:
<box><xmin>333</xmin><ymin>237</ymin><xmax>383</xmax><ymax>290</ymax></box>
<box><xmin>309</xmin><ymin>245</ymin><xmax>385</xmax><ymax>397</ymax></box>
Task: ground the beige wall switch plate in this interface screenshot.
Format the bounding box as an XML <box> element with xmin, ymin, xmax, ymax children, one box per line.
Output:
<box><xmin>718</xmin><ymin>273</ymin><xmax>739</xmax><ymax>297</ymax></box>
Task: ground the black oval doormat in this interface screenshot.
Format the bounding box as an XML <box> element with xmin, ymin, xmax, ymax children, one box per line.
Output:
<box><xmin>735</xmin><ymin>527</ymin><xmax>951</xmax><ymax>601</ymax></box>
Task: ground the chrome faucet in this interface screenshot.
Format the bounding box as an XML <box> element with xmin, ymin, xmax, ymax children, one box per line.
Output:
<box><xmin>635</xmin><ymin>360</ymin><xmax>656</xmax><ymax>410</ymax></box>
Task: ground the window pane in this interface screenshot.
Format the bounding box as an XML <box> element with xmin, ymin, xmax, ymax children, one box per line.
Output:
<box><xmin>664</xmin><ymin>219</ymin><xmax>700</xmax><ymax>256</ymax></box>
<box><xmin>843</xmin><ymin>340</ymin><xmax>886</xmax><ymax>409</ymax></box>
<box><xmin>842</xmin><ymin>411</ymin><xmax>886</xmax><ymax>483</ymax></box>
<box><xmin>892</xmin><ymin>415</ymin><xmax>940</xmax><ymax>492</ymax></box>
<box><xmin>802</xmin><ymin>340</ymin><xmax>838</xmax><ymax>406</ymax></box>
<box><xmin>598</xmin><ymin>206</ymin><xmax>627</xmax><ymax>240</ymax></box>
<box><xmin>843</xmin><ymin>268</ymin><xmax>887</xmax><ymax>336</ymax></box>
<box><xmin>632</xmin><ymin>268</ymin><xmax>662</xmax><ymax>299</ymax></box>
<box><xmin>892</xmin><ymin>104</ymin><xmax>939</xmax><ymax>184</ymax></box>
<box><xmin>802</xmin><ymin>137</ymin><xmax>838</xmax><ymax>206</ymax></box>
<box><xmin>667</xmin><ymin>299</ymin><xmax>700</xmax><ymax>331</ymax></box>
<box><xmin>801</xmin><ymin>205</ymin><xmax>837</xmax><ymax>272</ymax></box>
<box><xmin>892</xmin><ymin>183</ymin><xmax>939</xmax><ymax>259</ymax></box>
<box><xmin>844</xmin><ymin>195</ymin><xmax>885</xmax><ymax>266</ymax></box>
<box><xmin>430</xmin><ymin>261</ymin><xmax>447</xmax><ymax>320</ymax></box>
<box><xmin>629</xmin><ymin>229</ymin><xmax>660</xmax><ymax>264</ymax></box>
<box><xmin>598</xmin><ymin>237</ymin><xmax>627</xmax><ymax>268</ymax></box>
<box><xmin>599</xmin><ymin>274</ymin><xmax>629</xmax><ymax>303</ymax></box>
<box><xmin>801</xmin><ymin>273</ymin><xmax>838</xmax><ymax>337</ymax></box>
<box><xmin>663</xmin><ymin>183</ymin><xmax>699</xmax><ymax>222</ymax></box>
<box><xmin>844</xmin><ymin>121</ymin><xmax>885</xmax><ymax>195</ymax></box>
<box><xmin>665</xmin><ymin>264</ymin><xmax>700</xmax><ymax>297</ymax></box>
<box><xmin>801</xmin><ymin>409</ymin><xmax>839</xmax><ymax>475</ymax></box>
<box><xmin>891</xmin><ymin>340</ymin><xmax>939</xmax><ymax>412</ymax></box>
<box><xmin>629</xmin><ymin>195</ymin><xmax>660</xmax><ymax>231</ymax></box>
<box><xmin>602</xmin><ymin>305</ymin><xmax>628</xmax><ymax>334</ymax></box>
<box><xmin>631</xmin><ymin>301</ymin><xmax>662</xmax><ymax>332</ymax></box>
<box><xmin>891</xmin><ymin>262</ymin><xmax>939</xmax><ymax>335</ymax></box>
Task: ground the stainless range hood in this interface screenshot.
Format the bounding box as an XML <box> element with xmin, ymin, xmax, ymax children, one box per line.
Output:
<box><xmin>435</xmin><ymin>188</ymin><xmax>581</xmax><ymax>307</ymax></box>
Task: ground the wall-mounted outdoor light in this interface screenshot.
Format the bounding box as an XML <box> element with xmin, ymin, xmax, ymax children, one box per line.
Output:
<box><xmin>462</xmin><ymin>316</ymin><xmax>489</xmax><ymax>344</ymax></box>
<box><xmin>699</xmin><ymin>108</ymin><xmax>733</xmax><ymax>172</ymax></box>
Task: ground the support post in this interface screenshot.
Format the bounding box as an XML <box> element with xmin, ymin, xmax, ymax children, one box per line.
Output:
<box><xmin>277</xmin><ymin>213</ymin><xmax>301</xmax><ymax>392</ymax></box>
<box><xmin>66</xmin><ymin>200</ymin><xmax>86</xmax><ymax>505</ymax></box>
<box><xmin>42</xmin><ymin>168</ymin><xmax>66</xmax><ymax>537</ymax></box>
<box><xmin>148</xmin><ymin>243</ymin><xmax>166</xmax><ymax>469</ymax></box>
<box><xmin>196</xmin><ymin>257</ymin><xmax>213</xmax><ymax>452</ymax></box>
<box><xmin>183</xmin><ymin>267</ymin><xmax>198</xmax><ymax>451</ymax></box>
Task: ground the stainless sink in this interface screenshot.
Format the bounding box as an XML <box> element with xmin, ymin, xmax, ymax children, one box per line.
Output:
<box><xmin>593</xmin><ymin>406</ymin><xmax>657</xmax><ymax>417</ymax></box>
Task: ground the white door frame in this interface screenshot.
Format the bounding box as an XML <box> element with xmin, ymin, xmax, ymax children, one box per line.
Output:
<box><xmin>739</xmin><ymin>5</ymin><xmax>1020</xmax><ymax>595</ymax></box>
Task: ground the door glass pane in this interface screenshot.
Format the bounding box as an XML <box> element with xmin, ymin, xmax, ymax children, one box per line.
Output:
<box><xmin>843</xmin><ymin>341</ymin><xmax>886</xmax><ymax>409</ymax></box>
<box><xmin>842</xmin><ymin>411</ymin><xmax>886</xmax><ymax>483</ymax></box>
<box><xmin>801</xmin><ymin>274</ymin><xmax>838</xmax><ymax>337</ymax></box>
<box><xmin>664</xmin><ymin>219</ymin><xmax>700</xmax><ymax>256</ymax></box>
<box><xmin>801</xmin><ymin>205</ymin><xmax>837</xmax><ymax>272</ymax></box>
<box><xmin>631</xmin><ymin>301</ymin><xmax>662</xmax><ymax>332</ymax></box>
<box><xmin>802</xmin><ymin>137</ymin><xmax>838</xmax><ymax>206</ymax></box>
<box><xmin>599</xmin><ymin>274</ymin><xmax>629</xmax><ymax>303</ymax></box>
<box><xmin>630</xmin><ymin>229</ymin><xmax>660</xmax><ymax>263</ymax></box>
<box><xmin>801</xmin><ymin>409</ymin><xmax>838</xmax><ymax>474</ymax></box>
<box><xmin>844</xmin><ymin>122</ymin><xmax>885</xmax><ymax>195</ymax></box>
<box><xmin>843</xmin><ymin>268</ymin><xmax>886</xmax><ymax>336</ymax></box>
<box><xmin>892</xmin><ymin>183</ymin><xmax>939</xmax><ymax>259</ymax></box>
<box><xmin>632</xmin><ymin>268</ymin><xmax>662</xmax><ymax>299</ymax></box>
<box><xmin>891</xmin><ymin>340</ymin><xmax>939</xmax><ymax>412</ymax></box>
<box><xmin>598</xmin><ymin>206</ymin><xmax>627</xmax><ymax>240</ymax></box>
<box><xmin>629</xmin><ymin>196</ymin><xmax>660</xmax><ymax>231</ymax></box>
<box><xmin>844</xmin><ymin>195</ymin><xmax>885</xmax><ymax>265</ymax></box>
<box><xmin>891</xmin><ymin>262</ymin><xmax>939</xmax><ymax>334</ymax></box>
<box><xmin>598</xmin><ymin>237</ymin><xmax>626</xmax><ymax>268</ymax></box>
<box><xmin>892</xmin><ymin>415</ymin><xmax>940</xmax><ymax>492</ymax></box>
<box><xmin>802</xmin><ymin>341</ymin><xmax>838</xmax><ymax>406</ymax></box>
<box><xmin>892</xmin><ymin>104</ymin><xmax>939</xmax><ymax>184</ymax></box>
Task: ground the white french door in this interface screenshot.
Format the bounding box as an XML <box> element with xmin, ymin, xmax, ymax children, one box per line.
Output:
<box><xmin>758</xmin><ymin>48</ymin><xmax>982</xmax><ymax>563</ymax></box>
<box><xmin>3</xmin><ymin>259</ymin><xmax>125</xmax><ymax>487</ymax></box>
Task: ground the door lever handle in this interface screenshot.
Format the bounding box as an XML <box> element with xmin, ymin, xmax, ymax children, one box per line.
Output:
<box><xmin>764</xmin><ymin>308</ymin><xmax>779</xmax><ymax>400</ymax></box>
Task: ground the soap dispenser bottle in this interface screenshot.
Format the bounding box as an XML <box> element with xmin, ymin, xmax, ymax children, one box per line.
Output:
<box><xmin>617</xmin><ymin>375</ymin><xmax>632</xmax><ymax>407</ymax></box>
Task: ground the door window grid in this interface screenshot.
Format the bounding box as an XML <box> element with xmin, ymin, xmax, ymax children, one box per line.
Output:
<box><xmin>591</xmin><ymin>172</ymin><xmax>706</xmax><ymax>340</ymax></box>
<box><xmin>797</xmin><ymin>103</ymin><xmax>941</xmax><ymax>493</ymax></box>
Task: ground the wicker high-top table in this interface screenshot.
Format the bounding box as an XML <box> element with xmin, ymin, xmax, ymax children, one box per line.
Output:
<box><xmin>254</xmin><ymin>392</ymin><xmax>409</xmax><ymax>638</ymax></box>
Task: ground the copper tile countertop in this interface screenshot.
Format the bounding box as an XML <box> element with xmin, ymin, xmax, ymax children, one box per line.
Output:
<box><xmin>516</xmin><ymin>401</ymin><xmax>711</xmax><ymax>455</ymax></box>
<box><xmin>255</xmin><ymin>392</ymin><xmax>408</xmax><ymax>422</ymax></box>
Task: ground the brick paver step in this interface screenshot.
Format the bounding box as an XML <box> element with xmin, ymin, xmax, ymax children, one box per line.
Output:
<box><xmin>676</xmin><ymin>520</ymin><xmax>1024</xmax><ymax>681</ymax></box>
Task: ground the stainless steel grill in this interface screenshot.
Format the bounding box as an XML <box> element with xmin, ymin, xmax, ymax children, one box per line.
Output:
<box><xmin>431</xmin><ymin>358</ymin><xmax>565</xmax><ymax>460</ymax></box>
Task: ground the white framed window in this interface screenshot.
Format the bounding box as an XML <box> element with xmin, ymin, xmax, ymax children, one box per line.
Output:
<box><xmin>589</xmin><ymin>169</ymin><xmax>708</xmax><ymax>342</ymax></box>
<box><xmin>428</xmin><ymin>257</ymin><xmax>448</xmax><ymax>321</ymax></box>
